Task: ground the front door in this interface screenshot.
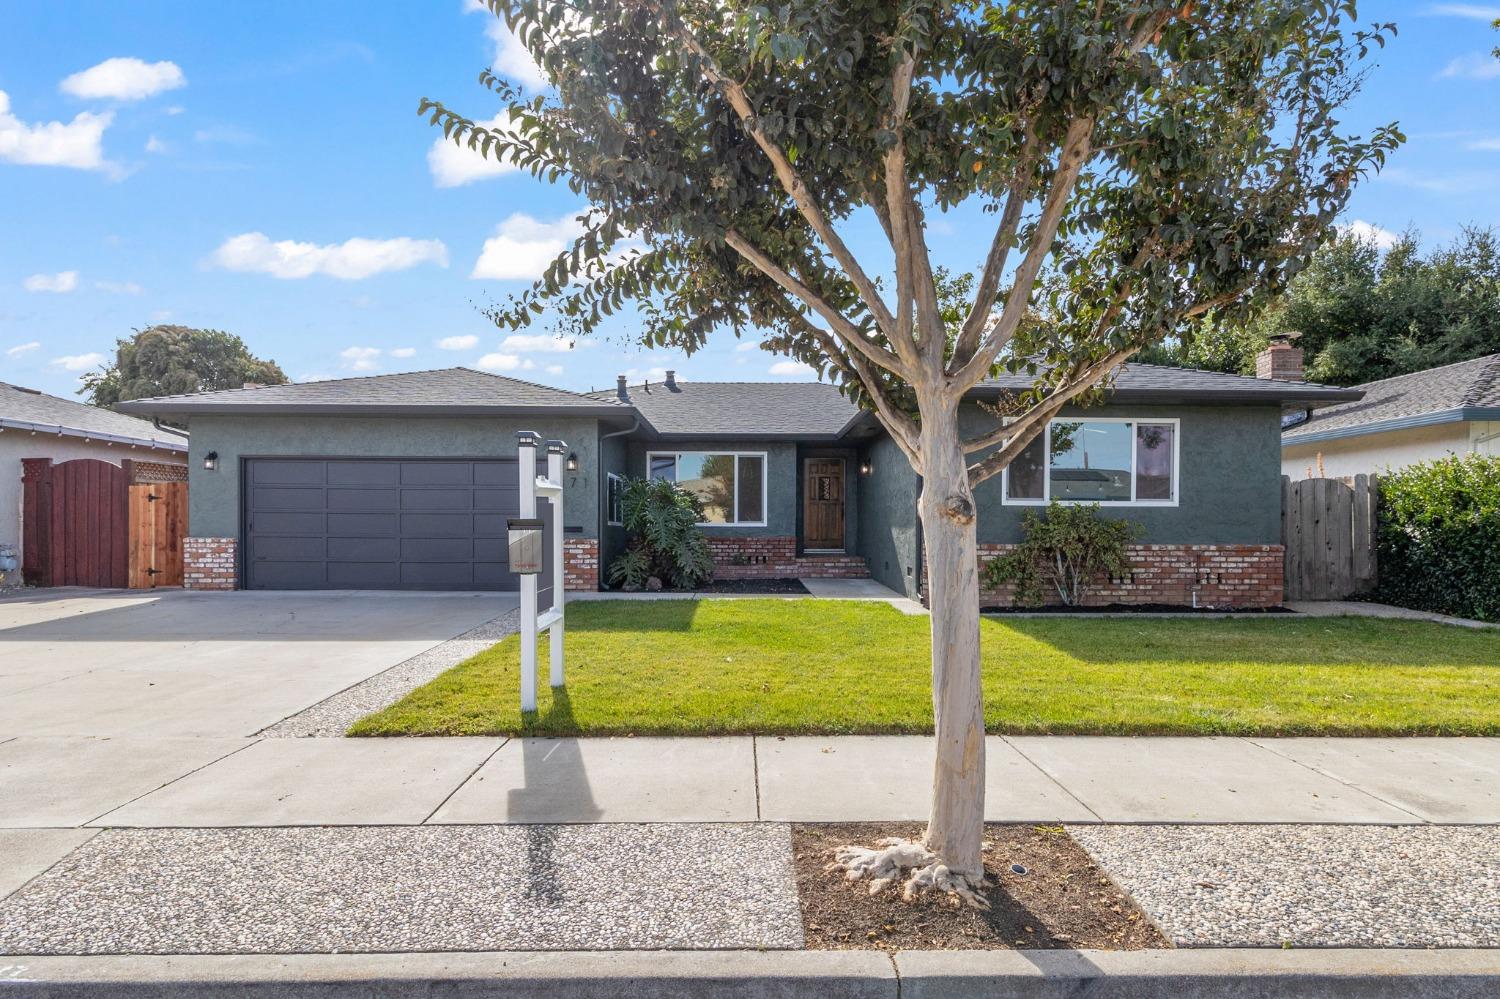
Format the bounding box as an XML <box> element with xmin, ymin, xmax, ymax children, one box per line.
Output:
<box><xmin>803</xmin><ymin>458</ymin><xmax>845</xmax><ymax>551</ymax></box>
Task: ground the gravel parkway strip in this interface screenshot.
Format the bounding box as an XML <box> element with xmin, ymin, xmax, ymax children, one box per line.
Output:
<box><xmin>258</xmin><ymin>609</ymin><xmax>520</xmax><ymax>738</ymax></box>
<box><xmin>0</xmin><ymin>823</ymin><xmax>804</xmax><ymax>954</ymax></box>
<box><xmin>1070</xmin><ymin>824</ymin><xmax>1500</xmax><ymax>948</ymax></box>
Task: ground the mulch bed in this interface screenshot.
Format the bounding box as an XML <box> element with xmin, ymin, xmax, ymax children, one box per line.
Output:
<box><xmin>695</xmin><ymin>578</ymin><xmax>810</xmax><ymax>594</ymax></box>
<box><xmin>983</xmin><ymin>602</ymin><xmax>1292</xmax><ymax>615</ymax></box>
<box><xmin>793</xmin><ymin>823</ymin><xmax>1169</xmax><ymax>951</ymax></box>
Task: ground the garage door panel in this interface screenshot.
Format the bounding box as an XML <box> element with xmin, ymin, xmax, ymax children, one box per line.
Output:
<box><xmin>245</xmin><ymin>458</ymin><xmax>537</xmax><ymax>592</ymax></box>
<box><xmin>326</xmin><ymin>487</ymin><xmax>398</xmax><ymax>512</ymax></box>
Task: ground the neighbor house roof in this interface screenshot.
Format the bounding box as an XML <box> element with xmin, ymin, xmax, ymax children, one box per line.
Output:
<box><xmin>116</xmin><ymin>367</ymin><xmax>631</xmax><ymax>419</ymax></box>
<box><xmin>1</xmin><ymin>382</ymin><xmax>188</xmax><ymax>452</ymax></box>
<box><xmin>587</xmin><ymin>380</ymin><xmax>874</xmax><ymax>440</ymax></box>
<box><xmin>1282</xmin><ymin>353</ymin><xmax>1500</xmax><ymax>446</ymax></box>
<box><xmin>974</xmin><ymin>362</ymin><xmax>1363</xmax><ymax>406</ymax></box>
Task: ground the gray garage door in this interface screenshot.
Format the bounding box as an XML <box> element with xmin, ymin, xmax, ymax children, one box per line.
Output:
<box><xmin>243</xmin><ymin>458</ymin><xmax>553</xmax><ymax>593</ymax></box>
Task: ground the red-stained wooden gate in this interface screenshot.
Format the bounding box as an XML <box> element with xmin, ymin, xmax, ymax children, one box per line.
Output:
<box><xmin>21</xmin><ymin>458</ymin><xmax>188</xmax><ymax>589</ymax></box>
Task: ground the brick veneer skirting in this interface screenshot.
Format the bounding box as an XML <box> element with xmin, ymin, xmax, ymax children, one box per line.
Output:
<box><xmin>183</xmin><ymin>537</ymin><xmax>237</xmax><ymax>591</ymax></box>
<box><xmin>705</xmin><ymin>535</ymin><xmax>870</xmax><ymax>580</ymax></box>
<box><xmin>971</xmin><ymin>543</ymin><xmax>1284</xmax><ymax>609</ymax></box>
<box><xmin>563</xmin><ymin>538</ymin><xmax>599</xmax><ymax>591</ymax></box>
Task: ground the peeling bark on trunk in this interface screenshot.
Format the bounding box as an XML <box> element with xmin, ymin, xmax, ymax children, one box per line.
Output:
<box><xmin>917</xmin><ymin>412</ymin><xmax>986</xmax><ymax>880</ymax></box>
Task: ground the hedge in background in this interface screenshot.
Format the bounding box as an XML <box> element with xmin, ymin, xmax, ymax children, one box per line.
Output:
<box><xmin>1376</xmin><ymin>454</ymin><xmax>1500</xmax><ymax>621</ymax></box>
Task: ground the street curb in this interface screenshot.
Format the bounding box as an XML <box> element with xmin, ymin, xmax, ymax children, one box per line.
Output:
<box><xmin>3</xmin><ymin>948</ymin><xmax>1499</xmax><ymax>998</ymax></box>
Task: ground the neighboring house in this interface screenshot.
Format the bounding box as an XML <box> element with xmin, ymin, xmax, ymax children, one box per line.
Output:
<box><xmin>2</xmin><ymin>381</ymin><xmax>188</xmax><ymax>572</ymax></box>
<box><xmin>119</xmin><ymin>353</ymin><xmax>1357</xmax><ymax>606</ymax></box>
<box><xmin>1282</xmin><ymin>353</ymin><xmax>1500</xmax><ymax>479</ymax></box>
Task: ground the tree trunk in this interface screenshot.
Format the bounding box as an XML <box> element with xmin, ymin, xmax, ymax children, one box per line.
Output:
<box><xmin>917</xmin><ymin>413</ymin><xmax>986</xmax><ymax>879</ymax></box>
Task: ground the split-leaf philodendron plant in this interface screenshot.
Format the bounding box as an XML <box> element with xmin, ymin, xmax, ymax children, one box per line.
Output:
<box><xmin>424</xmin><ymin>0</ymin><xmax>1401</xmax><ymax>904</ymax></box>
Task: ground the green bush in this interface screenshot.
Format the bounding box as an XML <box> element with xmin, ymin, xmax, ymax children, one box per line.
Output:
<box><xmin>1375</xmin><ymin>454</ymin><xmax>1500</xmax><ymax>621</ymax></box>
<box><xmin>607</xmin><ymin>477</ymin><xmax>714</xmax><ymax>590</ymax></box>
<box><xmin>983</xmin><ymin>502</ymin><xmax>1141</xmax><ymax>606</ymax></box>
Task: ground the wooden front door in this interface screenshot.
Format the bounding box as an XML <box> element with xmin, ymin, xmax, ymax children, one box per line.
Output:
<box><xmin>803</xmin><ymin>458</ymin><xmax>845</xmax><ymax>551</ymax></box>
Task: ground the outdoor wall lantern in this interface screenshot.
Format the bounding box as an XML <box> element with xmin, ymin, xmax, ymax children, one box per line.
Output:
<box><xmin>507</xmin><ymin>517</ymin><xmax>546</xmax><ymax>575</ymax></box>
<box><xmin>566</xmin><ymin>452</ymin><xmax>579</xmax><ymax>472</ymax></box>
<box><xmin>203</xmin><ymin>451</ymin><xmax>219</xmax><ymax>472</ymax></box>
<box><xmin>859</xmin><ymin>460</ymin><xmax>872</xmax><ymax>475</ymax></box>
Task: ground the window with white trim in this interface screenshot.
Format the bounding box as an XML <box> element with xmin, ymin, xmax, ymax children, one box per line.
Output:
<box><xmin>647</xmin><ymin>451</ymin><xmax>767</xmax><ymax>525</ymax></box>
<box><xmin>606</xmin><ymin>473</ymin><xmax>625</xmax><ymax>526</ymax></box>
<box><xmin>1002</xmin><ymin>418</ymin><xmax>1178</xmax><ymax>506</ymax></box>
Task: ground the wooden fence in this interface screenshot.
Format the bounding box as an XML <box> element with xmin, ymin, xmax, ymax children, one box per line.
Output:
<box><xmin>1281</xmin><ymin>474</ymin><xmax>1377</xmax><ymax>601</ymax></box>
<box><xmin>22</xmin><ymin>458</ymin><xmax>188</xmax><ymax>589</ymax></box>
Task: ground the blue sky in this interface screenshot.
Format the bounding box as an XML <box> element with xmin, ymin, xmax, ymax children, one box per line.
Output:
<box><xmin>3</xmin><ymin>1</ymin><xmax>1498</xmax><ymax>399</ymax></box>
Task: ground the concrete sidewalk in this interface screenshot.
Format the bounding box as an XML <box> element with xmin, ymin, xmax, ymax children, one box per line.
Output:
<box><xmin>4</xmin><ymin>735</ymin><xmax>1496</xmax><ymax>834</ymax></box>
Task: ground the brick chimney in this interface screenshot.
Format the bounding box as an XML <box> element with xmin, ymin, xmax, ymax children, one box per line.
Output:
<box><xmin>615</xmin><ymin>374</ymin><xmax>628</xmax><ymax>401</ymax></box>
<box><xmin>1256</xmin><ymin>332</ymin><xmax>1304</xmax><ymax>382</ymax></box>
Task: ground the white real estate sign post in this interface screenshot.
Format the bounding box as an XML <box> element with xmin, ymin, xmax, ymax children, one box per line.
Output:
<box><xmin>515</xmin><ymin>431</ymin><xmax>566</xmax><ymax>712</ymax></box>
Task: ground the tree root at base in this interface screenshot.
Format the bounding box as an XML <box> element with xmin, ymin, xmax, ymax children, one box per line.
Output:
<box><xmin>827</xmin><ymin>837</ymin><xmax>992</xmax><ymax>909</ymax></box>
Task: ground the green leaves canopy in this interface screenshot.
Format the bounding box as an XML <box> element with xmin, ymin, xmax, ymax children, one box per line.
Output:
<box><xmin>82</xmin><ymin>325</ymin><xmax>287</xmax><ymax>409</ymax></box>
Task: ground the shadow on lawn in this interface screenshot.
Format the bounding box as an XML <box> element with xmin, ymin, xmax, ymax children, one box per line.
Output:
<box><xmin>987</xmin><ymin>616</ymin><xmax>1500</xmax><ymax>668</ymax></box>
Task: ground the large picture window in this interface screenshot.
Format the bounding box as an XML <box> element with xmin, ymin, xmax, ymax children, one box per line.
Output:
<box><xmin>647</xmin><ymin>451</ymin><xmax>768</xmax><ymax>525</ymax></box>
<box><xmin>1002</xmin><ymin>419</ymin><xmax>1178</xmax><ymax>506</ymax></box>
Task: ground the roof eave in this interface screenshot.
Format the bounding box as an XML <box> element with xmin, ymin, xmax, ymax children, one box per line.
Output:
<box><xmin>0</xmin><ymin>417</ymin><xmax>189</xmax><ymax>452</ymax></box>
<box><xmin>114</xmin><ymin>402</ymin><xmax>631</xmax><ymax>419</ymax></box>
<box><xmin>967</xmin><ymin>386</ymin><xmax>1364</xmax><ymax>406</ymax></box>
<box><xmin>1283</xmin><ymin>406</ymin><xmax>1500</xmax><ymax>446</ymax></box>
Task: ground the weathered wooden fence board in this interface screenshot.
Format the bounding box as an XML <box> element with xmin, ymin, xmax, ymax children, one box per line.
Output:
<box><xmin>1281</xmin><ymin>474</ymin><xmax>1378</xmax><ymax>600</ymax></box>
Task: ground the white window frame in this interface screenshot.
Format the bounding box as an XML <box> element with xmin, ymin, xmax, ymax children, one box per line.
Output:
<box><xmin>647</xmin><ymin>450</ymin><xmax>769</xmax><ymax>527</ymax></box>
<box><xmin>606</xmin><ymin>472</ymin><xmax>626</xmax><ymax>527</ymax></box>
<box><xmin>1000</xmin><ymin>417</ymin><xmax>1180</xmax><ymax>508</ymax></box>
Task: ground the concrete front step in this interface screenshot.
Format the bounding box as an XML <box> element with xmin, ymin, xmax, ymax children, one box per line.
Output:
<box><xmin>3</xmin><ymin>949</ymin><xmax>1497</xmax><ymax>998</ymax></box>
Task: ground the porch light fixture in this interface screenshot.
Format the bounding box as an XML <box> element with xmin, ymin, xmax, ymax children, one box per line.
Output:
<box><xmin>859</xmin><ymin>460</ymin><xmax>872</xmax><ymax>475</ymax></box>
<box><xmin>507</xmin><ymin>517</ymin><xmax>546</xmax><ymax>575</ymax></box>
<box><xmin>566</xmin><ymin>452</ymin><xmax>579</xmax><ymax>472</ymax></box>
<box><xmin>203</xmin><ymin>451</ymin><xmax>219</xmax><ymax>472</ymax></box>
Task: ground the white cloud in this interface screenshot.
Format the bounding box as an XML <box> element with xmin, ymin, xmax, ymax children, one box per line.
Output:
<box><xmin>1439</xmin><ymin>53</ymin><xmax>1500</xmax><ymax>81</ymax></box>
<box><xmin>144</xmin><ymin>135</ymin><xmax>168</xmax><ymax>154</ymax></box>
<box><xmin>500</xmin><ymin>333</ymin><xmax>579</xmax><ymax>353</ymax></box>
<box><xmin>193</xmin><ymin>124</ymin><xmax>257</xmax><ymax>145</ymax></box>
<box><xmin>165</xmin><ymin>105</ymin><xmax>185</xmax><ymax>116</ymax></box>
<box><xmin>427</xmin><ymin>111</ymin><xmax>521</xmax><ymax>187</ymax></box>
<box><xmin>209</xmin><ymin>232</ymin><xmax>449</xmax><ymax>280</ymax></box>
<box><xmin>437</xmin><ymin>334</ymin><xmax>479</xmax><ymax>350</ymax></box>
<box><xmin>60</xmin><ymin>58</ymin><xmax>186</xmax><ymax>101</ymax></box>
<box><xmin>6</xmin><ymin>341</ymin><xmax>41</xmax><ymax>357</ymax></box>
<box><xmin>298</xmin><ymin>372</ymin><xmax>331</xmax><ymax>383</ymax></box>
<box><xmin>1428</xmin><ymin>4</ymin><xmax>1500</xmax><ymax>18</ymax></box>
<box><xmin>24</xmin><ymin>271</ymin><xmax>79</xmax><ymax>293</ymax></box>
<box><xmin>545</xmin><ymin>364</ymin><xmax>564</xmax><ymax>375</ymax></box>
<box><xmin>734</xmin><ymin>340</ymin><xmax>760</xmax><ymax>353</ymax></box>
<box><xmin>769</xmin><ymin>359</ymin><xmax>815</xmax><ymax>377</ymax></box>
<box><xmin>471</xmin><ymin>212</ymin><xmax>581</xmax><ymax>281</ymax></box>
<box><xmin>1467</xmin><ymin>137</ymin><xmax>1500</xmax><ymax>151</ymax></box>
<box><xmin>148</xmin><ymin>308</ymin><xmax>173</xmax><ymax>323</ymax></box>
<box><xmin>464</xmin><ymin>1</ymin><xmax>550</xmax><ymax>91</ymax></box>
<box><xmin>95</xmin><ymin>279</ymin><xmax>143</xmax><ymax>294</ymax></box>
<box><xmin>1379</xmin><ymin>167</ymin><xmax>1491</xmax><ymax>195</ymax></box>
<box><xmin>340</xmin><ymin>346</ymin><xmax>382</xmax><ymax>371</ymax></box>
<box><xmin>0</xmin><ymin>91</ymin><xmax>114</xmax><ymax>172</ymax></box>
<box><xmin>51</xmin><ymin>352</ymin><xmax>105</xmax><ymax>372</ymax></box>
<box><xmin>1337</xmin><ymin>220</ymin><xmax>1400</xmax><ymax>251</ymax></box>
<box><xmin>389</xmin><ymin>347</ymin><xmax>417</xmax><ymax>358</ymax></box>
<box><xmin>475</xmin><ymin>352</ymin><xmax>535</xmax><ymax>372</ymax></box>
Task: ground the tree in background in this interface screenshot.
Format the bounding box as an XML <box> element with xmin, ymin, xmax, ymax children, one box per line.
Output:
<box><xmin>1141</xmin><ymin>226</ymin><xmax>1500</xmax><ymax>384</ymax></box>
<box><xmin>427</xmin><ymin>0</ymin><xmax>1399</xmax><ymax>903</ymax></box>
<box><xmin>82</xmin><ymin>325</ymin><xmax>287</xmax><ymax>408</ymax></box>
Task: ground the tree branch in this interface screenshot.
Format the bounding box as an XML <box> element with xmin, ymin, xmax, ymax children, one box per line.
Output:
<box><xmin>950</xmin><ymin>184</ymin><xmax>1025</xmax><ymax>369</ymax></box>
<box><xmin>796</xmin><ymin>319</ymin><xmax>924</xmax><ymax>471</ymax></box>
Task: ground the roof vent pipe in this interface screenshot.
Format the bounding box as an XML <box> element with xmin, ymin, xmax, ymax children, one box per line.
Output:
<box><xmin>616</xmin><ymin>375</ymin><xmax>628</xmax><ymax>400</ymax></box>
<box><xmin>665</xmin><ymin>370</ymin><xmax>677</xmax><ymax>389</ymax></box>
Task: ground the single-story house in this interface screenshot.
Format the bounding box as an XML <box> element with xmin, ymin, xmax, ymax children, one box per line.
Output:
<box><xmin>2</xmin><ymin>381</ymin><xmax>188</xmax><ymax>574</ymax></box>
<box><xmin>119</xmin><ymin>350</ymin><xmax>1358</xmax><ymax>606</ymax></box>
<box><xmin>1282</xmin><ymin>352</ymin><xmax>1500</xmax><ymax>479</ymax></box>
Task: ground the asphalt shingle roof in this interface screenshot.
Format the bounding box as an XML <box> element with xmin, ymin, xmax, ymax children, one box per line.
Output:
<box><xmin>588</xmin><ymin>380</ymin><xmax>867</xmax><ymax>438</ymax></box>
<box><xmin>116</xmin><ymin>368</ymin><xmax>629</xmax><ymax>418</ymax></box>
<box><xmin>1</xmin><ymin>382</ymin><xmax>187</xmax><ymax>450</ymax></box>
<box><xmin>978</xmin><ymin>362</ymin><xmax>1362</xmax><ymax>405</ymax></box>
<box><xmin>1283</xmin><ymin>353</ymin><xmax>1500</xmax><ymax>442</ymax></box>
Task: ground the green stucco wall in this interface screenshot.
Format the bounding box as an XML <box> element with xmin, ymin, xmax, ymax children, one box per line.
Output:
<box><xmin>622</xmin><ymin>439</ymin><xmax>799</xmax><ymax>537</ymax></box>
<box><xmin>964</xmin><ymin>402</ymin><xmax>1285</xmax><ymax>545</ymax></box>
<box><xmin>856</xmin><ymin>433</ymin><xmax>922</xmax><ymax>598</ymax></box>
<box><xmin>185</xmin><ymin>414</ymin><xmax>602</xmax><ymax>540</ymax></box>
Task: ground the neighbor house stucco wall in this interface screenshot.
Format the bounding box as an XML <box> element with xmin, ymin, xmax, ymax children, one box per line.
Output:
<box><xmin>185</xmin><ymin>415</ymin><xmax>602</xmax><ymax>541</ymax></box>
<box><xmin>966</xmin><ymin>402</ymin><xmax>1285</xmax><ymax>545</ymax></box>
<box><xmin>856</xmin><ymin>432</ymin><xmax>921</xmax><ymax>598</ymax></box>
<box><xmin>1282</xmin><ymin>420</ymin><xmax>1493</xmax><ymax>480</ymax></box>
<box><xmin>622</xmin><ymin>438</ymin><xmax>798</xmax><ymax>537</ymax></box>
<box><xmin>1</xmin><ymin>436</ymin><xmax>185</xmax><ymax>571</ymax></box>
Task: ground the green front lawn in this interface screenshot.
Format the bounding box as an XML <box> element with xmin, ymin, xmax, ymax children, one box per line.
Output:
<box><xmin>350</xmin><ymin>599</ymin><xmax>1500</xmax><ymax>737</ymax></box>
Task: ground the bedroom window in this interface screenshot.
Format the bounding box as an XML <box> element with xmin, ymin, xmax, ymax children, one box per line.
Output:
<box><xmin>606</xmin><ymin>473</ymin><xmax>625</xmax><ymax>526</ymax></box>
<box><xmin>647</xmin><ymin>451</ymin><xmax>767</xmax><ymax>525</ymax></box>
<box><xmin>1002</xmin><ymin>419</ymin><xmax>1178</xmax><ymax>506</ymax></box>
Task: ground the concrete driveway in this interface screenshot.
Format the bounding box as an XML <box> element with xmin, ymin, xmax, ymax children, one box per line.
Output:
<box><xmin>0</xmin><ymin>590</ymin><xmax>513</xmax><ymax>738</ymax></box>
